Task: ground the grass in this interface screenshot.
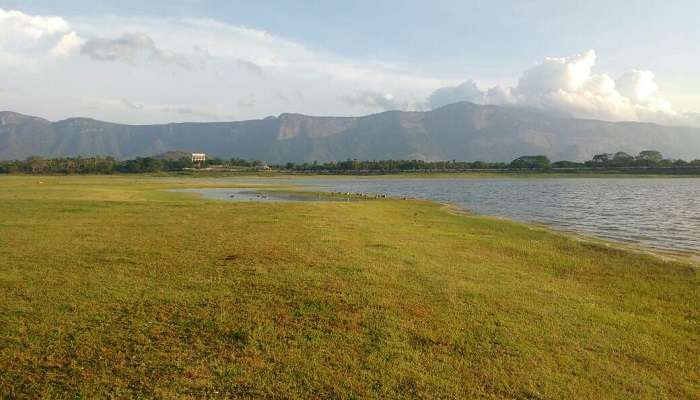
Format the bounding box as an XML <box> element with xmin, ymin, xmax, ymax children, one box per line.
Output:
<box><xmin>0</xmin><ymin>175</ymin><xmax>698</xmax><ymax>399</ymax></box>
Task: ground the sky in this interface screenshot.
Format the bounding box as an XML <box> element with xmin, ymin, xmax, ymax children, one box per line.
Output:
<box><xmin>0</xmin><ymin>0</ymin><xmax>698</xmax><ymax>125</ymax></box>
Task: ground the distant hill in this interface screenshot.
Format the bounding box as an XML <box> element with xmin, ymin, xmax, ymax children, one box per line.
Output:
<box><xmin>2</xmin><ymin>102</ymin><xmax>700</xmax><ymax>162</ymax></box>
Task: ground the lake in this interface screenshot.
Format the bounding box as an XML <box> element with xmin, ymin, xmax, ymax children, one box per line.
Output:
<box><xmin>193</xmin><ymin>177</ymin><xmax>700</xmax><ymax>254</ymax></box>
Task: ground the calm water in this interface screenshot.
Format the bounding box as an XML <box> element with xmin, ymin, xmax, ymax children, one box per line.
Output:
<box><xmin>189</xmin><ymin>177</ymin><xmax>700</xmax><ymax>253</ymax></box>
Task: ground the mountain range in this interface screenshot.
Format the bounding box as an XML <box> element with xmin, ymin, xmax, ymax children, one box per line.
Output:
<box><xmin>2</xmin><ymin>102</ymin><xmax>700</xmax><ymax>162</ymax></box>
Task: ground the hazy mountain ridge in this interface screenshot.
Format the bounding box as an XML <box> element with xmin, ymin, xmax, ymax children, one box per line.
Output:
<box><xmin>2</xmin><ymin>102</ymin><xmax>700</xmax><ymax>162</ymax></box>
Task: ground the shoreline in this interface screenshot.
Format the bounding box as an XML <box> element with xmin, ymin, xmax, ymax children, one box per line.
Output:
<box><xmin>172</xmin><ymin>184</ymin><xmax>700</xmax><ymax>267</ymax></box>
<box><xmin>5</xmin><ymin>170</ymin><xmax>700</xmax><ymax>180</ymax></box>
<box><xmin>438</xmin><ymin>201</ymin><xmax>699</xmax><ymax>267</ymax></box>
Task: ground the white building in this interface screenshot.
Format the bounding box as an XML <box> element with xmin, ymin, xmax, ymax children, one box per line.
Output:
<box><xmin>191</xmin><ymin>153</ymin><xmax>206</xmax><ymax>163</ymax></box>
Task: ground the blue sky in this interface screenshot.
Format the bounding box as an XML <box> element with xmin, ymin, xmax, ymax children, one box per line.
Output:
<box><xmin>0</xmin><ymin>1</ymin><xmax>698</xmax><ymax>124</ymax></box>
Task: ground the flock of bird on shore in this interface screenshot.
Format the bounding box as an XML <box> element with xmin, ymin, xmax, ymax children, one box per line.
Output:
<box><xmin>332</xmin><ymin>192</ymin><xmax>390</xmax><ymax>199</ymax></box>
<box><xmin>227</xmin><ymin>191</ymin><xmax>407</xmax><ymax>200</ymax></box>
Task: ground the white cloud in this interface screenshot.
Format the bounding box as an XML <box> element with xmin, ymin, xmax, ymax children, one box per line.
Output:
<box><xmin>51</xmin><ymin>32</ymin><xmax>84</xmax><ymax>57</ymax></box>
<box><xmin>0</xmin><ymin>7</ymin><xmax>696</xmax><ymax>127</ymax></box>
<box><xmin>341</xmin><ymin>91</ymin><xmax>399</xmax><ymax>111</ymax></box>
<box><xmin>427</xmin><ymin>80</ymin><xmax>484</xmax><ymax>109</ymax></box>
<box><xmin>81</xmin><ymin>33</ymin><xmax>191</xmax><ymax>68</ymax></box>
<box><xmin>0</xmin><ymin>8</ymin><xmax>448</xmax><ymax>123</ymax></box>
<box><xmin>0</xmin><ymin>7</ymin><xmax>82</xmax><ymax>65</ymax></box>
<box><xmin>426</xmin><ymin>50</ymin><xmax>697</xmax><ymax>126</ymax></box>
<box><xmin>617</xmin><ymin>70</ymin><xmax>658</xmax><ymax>102</ymax></box>
<box><xmin>517</xmin><ymin>50</ymin><xmax>596</xmax><ymax>97</ymax></box>
<box><xmin>0</xmin><ymin>8</ymin><xmax>70</xmax><ymax>41</ymax></box>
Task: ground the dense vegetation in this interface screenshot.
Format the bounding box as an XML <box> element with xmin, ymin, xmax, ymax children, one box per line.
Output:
<box><xmin>0</xmin><ymin>175</ymin><xmax>697</xmax><ymax>398</ymax></box>
<box><xmin>282</xmin><ymin>150</ymin><xmax>700</xmax><ymax>171</ymax></box>
<box><xmin>1</xmin><ymin>150</ymin><xmax>699</xmax><ymax>174</ymax></box>
<box><xmin>0</xmin><ymin>155</ymin><xmax>264</xmax><ymax>174</ymax></box>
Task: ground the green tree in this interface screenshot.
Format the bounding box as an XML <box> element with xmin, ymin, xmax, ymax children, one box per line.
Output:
<box><xmin>552</xmin><ymin>160</ymin><xmax>584</xmax><ymax>168</ymax></box>
<box><xmin>509</xmin><ymin>155</ymin><xmax>551</xmax><ymax>169</ymax></box>
<box><xmin>636</xmin><ymin>150</ymin><xmax>664</xmax><ymax>165</ymax></box>
<box><xmin>590</xmin><ymin>153</ymin><xmax>614</xmax><ymax>165</ymax></box>
<box><xmin>612</xmin><ymin>152</ymin><xmax>634</xmax><ymax>166</ymax></box>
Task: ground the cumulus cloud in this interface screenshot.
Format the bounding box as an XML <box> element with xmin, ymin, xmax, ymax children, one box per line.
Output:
<box><xmin>341</xmin><ymin>91</ymin><xmax>400</xmax><ymax>111</ymax></box>
<box><xmin>0</xmin><ymin>8</ymin><xmax>70</xmax><ymax>40</ymax></box>
<box><xmin>426</xmin><ymin>50</ymin><xmax>696</xmax><ymax>126</ymax></box>
<box><xmin>517</xmin><ymin>50</ymin><xmax>597</xmax><ymax>97</ymax></box>
<box><xmin>51</xmin><ymin>32</ymin><xmax>84</xmax><ymax>57</ymax></box>
<box><xmin>1</xmin><ymin>8</ymin><xmax>449</xmax><ymax>123</ymax></box>
<box><xmin>2</xmin><ymin>7</ymin><xmax>696</xmax><ymax>127</ymax></box>
<box><xmin>427</xmin><ymin>80</ymin><xmax>484</xmax><ymax>109</ymax></box>
<box><xmin>617</xmin><ymin>70</ymin><xmax>658</xmax><ymax>102</ymax></box>
<box><xmin>81</xmin><ymin>33</ymin><xmax>191</xmax><ymax>68</ymax></box>
<box><xmin>0</xmin><ymin>8</ymin><xmax>83</xmax><ymax>60</ymax></box>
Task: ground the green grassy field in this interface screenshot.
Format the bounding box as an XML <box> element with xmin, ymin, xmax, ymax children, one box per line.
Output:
<box><xmin>0</xmin><ymin>175</ymin><xmax>698</xmax><ymax>399</ymax></box>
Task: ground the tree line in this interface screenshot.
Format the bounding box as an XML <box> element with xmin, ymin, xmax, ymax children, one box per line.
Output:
<box><xmin>0</xmin><ymin>156</ymin><xmax>185</xmax><ymax>174</ymax></box>
<box><xmin>1</xmin><ymin>150</ymin><xmax>699</xmax><ymax>174</ymax></box>
<box><xmin>280</xmin><ymin>150</ymin><xmax>700</xmax><ymax>172</ymax></box>
<box><xmin>0</xmin><ymin>155</ymin><xmax>265</xmax><ymax>174</ymax></box>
